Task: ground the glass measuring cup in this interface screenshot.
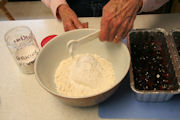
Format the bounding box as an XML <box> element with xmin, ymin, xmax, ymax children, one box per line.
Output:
<box><xmin>4</xmin><ymin>26</ymin><xmax>39</xmax><ymax>74</ymax></box>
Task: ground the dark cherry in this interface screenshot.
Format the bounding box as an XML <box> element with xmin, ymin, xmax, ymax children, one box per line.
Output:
<box><xmin>130</xmin><ymin>31</ymin><xmax>178</xmax><ymax>91</ymax></box>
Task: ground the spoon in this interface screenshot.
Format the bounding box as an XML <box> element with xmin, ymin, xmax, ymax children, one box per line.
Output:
<box><xmin>66</xmin><ymin>30</ymin><xmax>100</xmax><ymax>57</ymax></box>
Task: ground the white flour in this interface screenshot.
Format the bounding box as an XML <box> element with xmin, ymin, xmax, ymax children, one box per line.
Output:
<box><xmin>55</xmin><ymin>53</ymin><xmax>115</xmax><ymax>97</ymax></box>
<box><xmin>15</xmin><ymin>45</ymin><xmax>39</xmax><ymax>73</ymax></box>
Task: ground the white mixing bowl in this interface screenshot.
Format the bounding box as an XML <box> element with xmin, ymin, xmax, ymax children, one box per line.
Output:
<box><xmin>35</xmin><ymin>29</ymin><xmax>130</xmax><ymax>107</ymax></box>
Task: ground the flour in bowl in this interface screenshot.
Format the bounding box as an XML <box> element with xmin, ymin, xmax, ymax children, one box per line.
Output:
<box><xmin>55</xmin><ymin>53</ymin><xmax>115</xmax><ymax>97</ymax></box>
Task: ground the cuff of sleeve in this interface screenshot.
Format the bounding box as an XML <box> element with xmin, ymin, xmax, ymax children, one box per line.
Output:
<box><xmin>140</xmin><ymin>0</ymin><xmax>169</xmax><ymax>13</ymax></box>
<box><xmin>138</xmin><ymin>0</ymin><xmax>144</xmax><ymax>13</ymax></box>
<box><xmin>50</xmin><ymin>0</ymin><xmax>68</xmax><ymax>20</ymax></box>
<box><xmin>137</xmin><ymin>0</ymin><xmax>144</xmax><ymax>14</ymax></box>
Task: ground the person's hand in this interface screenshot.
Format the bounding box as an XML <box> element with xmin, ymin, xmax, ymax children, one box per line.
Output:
<box><xmin>99</xmin><ymin>0</ymin><xmax>143</xmax><ymax>43</ymax></box>
<box><xmin>58</xmin><ymin>4</ymin><xmax>88</xmax><ymax>32</ymax></box>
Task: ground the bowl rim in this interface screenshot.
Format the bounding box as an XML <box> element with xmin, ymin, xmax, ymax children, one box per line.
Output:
<box><xmin>35</xmin><ymin>28</ymin><xmax>131</xmax><ymax>99</ymax></box>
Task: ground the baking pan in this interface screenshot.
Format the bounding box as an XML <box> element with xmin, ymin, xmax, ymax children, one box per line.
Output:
<box><xmin>127</xmin><ymin>28</ymin><xmax>180</xmax><ymax>102</ymax></box>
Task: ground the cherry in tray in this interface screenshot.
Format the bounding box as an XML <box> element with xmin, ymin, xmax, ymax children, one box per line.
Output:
<box><xmin>130</xmin><ymin>31</ymin><xmax>178</xmax><ymax>91</ymax></box>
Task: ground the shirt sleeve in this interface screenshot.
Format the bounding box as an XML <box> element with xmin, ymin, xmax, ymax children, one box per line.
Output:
<box><xmin>42</xmin><ymin>0</ymin><xmax>170</xmax><ymax>18</ymax></box>
<box><xmin>41</xmin><ymin>0</ymin><xmax>67</xmax><ymax>19</ymax></box>
<box><xmin>141</xmin><ymin>0</ymin><xmax>169</xmax><ymax>12</ymax></box>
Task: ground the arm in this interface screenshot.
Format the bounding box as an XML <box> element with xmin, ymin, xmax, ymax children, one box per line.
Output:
<box><xmin>41</xmin><ymin>0</ymin><xmax>88</xmax><ymax>31</ymax></box>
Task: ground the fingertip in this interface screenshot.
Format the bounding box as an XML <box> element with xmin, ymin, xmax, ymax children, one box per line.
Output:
<box><xmin>113</xmin><ymin>37</ymin><xmax>120</xmax><ymax>43</ymax></box>
<box><xmin>73</xmin><ymin>19</ymin><xmax>84</xmax><ymax>29</ymax></box>
<box><xmin>68</xmin><ymin>25</ymin><xmax>76</xmax><ymax>31</ymax></box>
<box><xmin>64</xmin><ymin>27</ymin><xmax>69</xmax><ymax>32</ymax></box>
<box><xmin>113</xmin><ymin>40</ymin><xmax>119</xmax><ymax>43</ymax></box>
<box><xmin>78</xmin><ymin>25</ymin><xmax>83</xmax><ymax>29</ymax></box>
<box><xmin>99</xmin><ymin>32</ymin><xmax>106</xmax><ymax>41</ymax></box>
<box><xmin>99</xmin><ymin>38</ymin><xmax>105</xmax><ymax>42</ymax></box>
<box><xmin>100</xmin><ymin>20</ymin><xmax>110</xmax><ymax>41</ymax></box>
<box><xmin>99</xmin><ymin>37</ymin><xmax>105</xmax><ymax>42</ymax></box>
<box><xmin>82</xmin><ymin>22</ymin><xmax>88</xmax><ymax>28</ymax></box>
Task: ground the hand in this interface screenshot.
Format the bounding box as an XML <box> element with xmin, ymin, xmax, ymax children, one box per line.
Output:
<box><xmin>58</xmin><ymin>4</ymin><xmax>88</xmax><ymax>32</ymax></box>
<box><xmin>99</xmin><ymin>0</ymin><xmax>143</xmax><ymax>43</ymax></box>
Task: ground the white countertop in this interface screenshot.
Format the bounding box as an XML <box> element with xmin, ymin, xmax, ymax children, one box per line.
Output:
<box><xmin>0</xmin><ymin>14</ymin><xmax>180</xmax><ymax>120</ymax></box>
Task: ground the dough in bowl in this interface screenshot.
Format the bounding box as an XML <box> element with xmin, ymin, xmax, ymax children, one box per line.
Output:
<box><xmin>55</xmin><ymin>53</ymin><xmax>115</xmax><ymax>97</ymax></box>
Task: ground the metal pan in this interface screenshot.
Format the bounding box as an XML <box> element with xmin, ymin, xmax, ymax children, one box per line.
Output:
<box><xmin>127</xmin><ymin>28</ymin><xmax>180</xmax><ymax>102</ymax></box>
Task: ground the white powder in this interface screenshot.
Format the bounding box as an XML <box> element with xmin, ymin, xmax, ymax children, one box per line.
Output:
<box><xmin>55</xmin><ymin>53</ymin><xmax>115</xmax><ymax>97</ymax></box>
<box><xmin>15</xmin><ymin>45</ymin><xmax>39</xmax><ymax>73</ymax></box>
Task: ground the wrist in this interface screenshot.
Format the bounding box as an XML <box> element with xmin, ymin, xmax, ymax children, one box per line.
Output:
<box><xmin>58</xmin><ymin>4</ymin><xmax>68</xmax><ymax>13</ymax></box>
<box><xmin>57</xmin><ymin>4</ymin><xmax>68</xmax><ymax>19</ymax></box>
